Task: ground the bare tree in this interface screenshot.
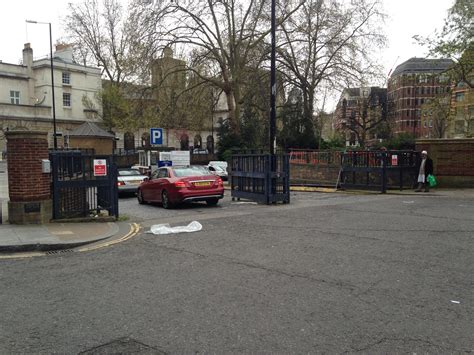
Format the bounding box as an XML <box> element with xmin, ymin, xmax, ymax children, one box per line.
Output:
<box><xmin>342</xmin><ymin>89</ymin><xmax>387</xmax><ymax>147</ymax></box>
<box><xmin>277</xmin><ymin>0</ymin><xmax>387</xmax><ymax>139</ymax></box>
<box><xmin>421</xmin><ymin>94</ymin><xmax>452</xmax><ymax>138</ymax></box>
<box><xmin>129</xmin><ymin>0</ymin><xmax>302</xmax><ymax>136</ymax></box>
<box><xmin>64</xmin><ymin>0</ymin><xmax>156</xmax><ymax>84</ymax></box>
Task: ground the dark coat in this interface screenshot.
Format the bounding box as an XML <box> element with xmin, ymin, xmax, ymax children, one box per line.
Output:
<box><xmin>415</xmin><ymin>157</ymin><xmax>434</xmax><ymax>182</ymax></box>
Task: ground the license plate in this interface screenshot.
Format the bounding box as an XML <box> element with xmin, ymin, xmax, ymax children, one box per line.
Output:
<box><xmin>194</xmin><ymin>181</ymin><xmax>211</xmax><ymax>187</ymax></box>
<box><xmin>129</xmin><ymin>180</ymin><xmax>142</xmax><ymax>185</ymax></box>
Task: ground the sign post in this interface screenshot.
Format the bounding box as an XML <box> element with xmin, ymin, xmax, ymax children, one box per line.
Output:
<box><xmin>150</xmin><ymin>128</ymin><xmax>163</xmax><ymax>145</ymax></box>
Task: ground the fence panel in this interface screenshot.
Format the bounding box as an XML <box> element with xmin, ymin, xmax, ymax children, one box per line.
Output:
<box><xmin>340</xmin><ymin>150</ymin><xmax>419</xmax><ymax>193</ymax></box>
<box><xmin>231</xmin><ymin>153</ymin><xmax>290</xmax><ymax>204</ymax></box>
<box><xmin>289</xmin><ymin>149</ymin><xmax>342</xmax><ymax>187</ymax></box>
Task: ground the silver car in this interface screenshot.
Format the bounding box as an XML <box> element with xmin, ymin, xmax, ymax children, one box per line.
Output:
<box><xmin>117</xmin><ymin>168</ymin><xmax>148</xmax><ymax>194</ymax></box>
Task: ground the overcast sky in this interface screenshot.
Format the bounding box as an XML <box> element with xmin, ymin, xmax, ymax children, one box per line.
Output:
<box><xmin>1</xmin><ymin>0</ymin><xmax>453</xmax><ymax>81</ymax></box>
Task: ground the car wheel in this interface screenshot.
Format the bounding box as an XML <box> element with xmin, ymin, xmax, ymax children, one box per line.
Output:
<box><xmin>137</xmin><ymin>189</ymin><xmax>146</xmax><ymax>204</ymax></box>
<box><xmin>162</xmin><ymin>190</ymin><xmax>173</xmax><ymax>209</ymax></box>
<box><xmin>206</xmin><ymin>198</ymin><xmax>219</xmax><ymax>206</ymax></box>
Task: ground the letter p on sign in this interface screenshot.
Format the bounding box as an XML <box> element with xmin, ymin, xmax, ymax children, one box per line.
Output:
<box><xmin>150</xmin><ymin>128</ymin><xmax>163</xmax><ymax>145</ymax></box>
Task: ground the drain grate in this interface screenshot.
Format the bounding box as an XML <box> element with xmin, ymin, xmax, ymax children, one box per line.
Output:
<box><xmin>46</xmin><ymin>249</ymin><xmax>74</xmax><ymax>255</ymax></box>
<box><xmin>79</xmin><ymin>337</ymin><xmax>167</xmax><ymax>354</ymax></box>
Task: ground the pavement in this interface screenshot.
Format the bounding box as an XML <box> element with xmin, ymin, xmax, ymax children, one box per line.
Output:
<box><xmin>0</xmin><ymin>221</ymin><xmax>133</xmax><ymax>253</ymax></box>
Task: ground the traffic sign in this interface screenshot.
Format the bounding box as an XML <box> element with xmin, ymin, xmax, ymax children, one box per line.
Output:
<box><xmin>150</xmin><ymin>128</ymin><xmax>163</xmax><ymax>145</ymax></box>
<box><xmin>93</xmin><ymin>159</ymin><xmax>107</xmax><ymax>176</ymax></box>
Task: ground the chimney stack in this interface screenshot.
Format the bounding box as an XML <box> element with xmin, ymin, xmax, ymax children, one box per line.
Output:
<box><xmin>22</xmin><ymin>43</ymin><xmax>33</xmax><ymax>68</ymax></box>
<box><xmin>54</xmin><ymin>43</ymin><xmax>73</xmax><ymax>62</ymax></box>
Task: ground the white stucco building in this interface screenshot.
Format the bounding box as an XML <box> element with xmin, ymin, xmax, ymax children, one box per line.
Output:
<box><xmin>0</xmin><ymin>43</ymin><xmax>102</xmax><ymax>151</ymax></box>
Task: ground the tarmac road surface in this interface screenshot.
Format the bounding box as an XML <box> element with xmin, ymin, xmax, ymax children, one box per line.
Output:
<box><xmin>0</xmin><ymin>190</ymin><xmax>472</xmax><ymax>353</ymax></box>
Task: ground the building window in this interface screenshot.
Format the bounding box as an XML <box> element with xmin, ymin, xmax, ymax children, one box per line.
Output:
<box><xmin>63</xmin><ymin>93</ymin><xmax>71</xmax><ymax>107</ymax></box>
<box><xmin>407</xmin><ymin>88</ymin><xmax>411</xmax><ymax>95</ymax></box>
<box><xmin>62</xmin><ymin>72</ymin><xmax>71</xmax><ymax>85</ymax></box>
<box><xmin>456</xmin><ymin>93</ymin><xmax>465</xmax><ymax>102</ymax></box>
<box><xmin>10</xmin><ymin>90</ymin><xmax>20</xmax><ymax>104</ymax></box>
<box><xmin>469</xmin><ymin>119</ymin><xmax>474</xmax><ymax>135</ymax></box>
<box><xmin>439</xmin><ymin>74</ymin><xmax>448</xmax><ymax>83</ymax></box>
<box><xmin>429</xmin><ymin>119</ymin><xmax>433</xmax><ymax>128</ymax></box>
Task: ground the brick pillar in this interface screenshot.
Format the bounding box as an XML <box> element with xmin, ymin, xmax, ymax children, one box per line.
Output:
<box><xmin>6</xmin><ymin>131</ymin><xmax>52</xmax><ymax>224</ymax></box>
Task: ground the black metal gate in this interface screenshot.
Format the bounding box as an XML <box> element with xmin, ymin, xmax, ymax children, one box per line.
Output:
<box><xmin>50</xmin><ymin>151</ymin><xmax>118</xmax><ymax>219</ymax></box>
<box><xmin>231</xmin><ymin>152</ymin><xmax>290</xmax><ymax>204</ymax></box>
<box><xmin>340</xmin><ymin>150</ymin><xmax>419</xmax><ymax>193</ymax></box>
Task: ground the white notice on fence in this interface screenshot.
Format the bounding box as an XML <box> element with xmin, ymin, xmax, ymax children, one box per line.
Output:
<box><xmin>171</xmin><ymin>151</ymin><xmax>190</xmax><ymax>166</ymax></box>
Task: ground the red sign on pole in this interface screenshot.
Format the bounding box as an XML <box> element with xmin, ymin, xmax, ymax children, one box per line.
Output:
<box><xmin>94</xmin><ymin>159</ymin><xmax>107</xmax><ymax>176</ymax></box>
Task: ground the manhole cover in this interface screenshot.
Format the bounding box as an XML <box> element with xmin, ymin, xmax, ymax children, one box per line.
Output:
<box><xmin>79</xmin><ymin>337</ymin><xmax>166</xmax><ymax>354</ymax></box>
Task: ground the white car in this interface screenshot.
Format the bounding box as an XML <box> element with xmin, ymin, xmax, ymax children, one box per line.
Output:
<box><xmin>117</xmin><ymin>168</ymin><xmax>148</xmax><ymax>194</ymax></box>
<box><xmin>207</xmin><ymin>164</ymin><xmax>228</xmax><ymax>181</ymax></box>
<box><xmin>208</xmin><ymin>160</ymin><xmax>228</xmax><ymax>170</ymax></box>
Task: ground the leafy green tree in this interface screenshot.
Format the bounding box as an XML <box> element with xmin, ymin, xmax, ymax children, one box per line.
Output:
<box><xmin>415</xmin><ymin>0</ymin><xmax>474</xmax><ymax>88</ymax></box>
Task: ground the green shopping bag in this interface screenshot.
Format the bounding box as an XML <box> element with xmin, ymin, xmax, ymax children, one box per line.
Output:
<box><xmin>427</xmin><ymin>174</ymin><xmax>437</xmax><ymax>187</ymax></box>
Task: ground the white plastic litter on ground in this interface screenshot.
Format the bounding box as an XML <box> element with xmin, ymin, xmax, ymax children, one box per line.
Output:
<box><xmin>147</xmin><ymin>221</ymin><xmax>203</xmax><ymax>235</ymax></box>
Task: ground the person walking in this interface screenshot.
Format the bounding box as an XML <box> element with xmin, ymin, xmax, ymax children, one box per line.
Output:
<box><xmin>415</xmin><ymin>150</ymin><xmax>434</xmax><ymax>192</ymax></box>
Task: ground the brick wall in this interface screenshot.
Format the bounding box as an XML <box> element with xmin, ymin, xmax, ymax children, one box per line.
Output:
<box><xmin>6</xmin><ymin>131</ymin><xmax>50</xmax><ymax>202</ymax></box>
<box><xmin>416</xmin><ymin>139</ymin><xmax>474</xmax><ymax>187</ymax></box>
<box><xmin>290</xmin><ymin>163</ymin><xmax>340</xmax><ymax>186</ymax></box>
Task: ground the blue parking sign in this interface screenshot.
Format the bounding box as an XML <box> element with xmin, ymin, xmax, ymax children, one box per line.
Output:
<box><xmin>150</xmin><ymin>128</ymin><xmax>163</xmax><ymax>145</ymax></box>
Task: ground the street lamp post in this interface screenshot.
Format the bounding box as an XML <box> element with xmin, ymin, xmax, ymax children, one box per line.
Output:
<box><xmin>26</xmin><ymin>20</ymin><xmax>58</xmax><ymax>149</ymax></box>
<box><xmin>269</xmin><ymin>0</ymin><xmax>276</xmax><ymax>155</ymax></box>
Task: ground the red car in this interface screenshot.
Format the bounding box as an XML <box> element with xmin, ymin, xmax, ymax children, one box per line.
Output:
<box><xmin>137</xmin><ymin>166</ymin><xmax>224</xmax><ymax>208</ymax></box>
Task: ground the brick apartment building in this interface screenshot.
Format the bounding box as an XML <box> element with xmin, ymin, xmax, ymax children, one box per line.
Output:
<box><xmin>387</xmin><ymin>57</ymin><xmax>454</xmax><ymax>138</ymax></box>
<box><xmin>334</xmin><ymin>87</ymin><xmax>387</xmax><ymax>146</ymax></box>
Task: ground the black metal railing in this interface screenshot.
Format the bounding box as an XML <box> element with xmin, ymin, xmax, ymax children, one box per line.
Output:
<box><xmin>340</xmin><ymin>150</ymin><xmax>419</xmax><ymax>193</ymax></box>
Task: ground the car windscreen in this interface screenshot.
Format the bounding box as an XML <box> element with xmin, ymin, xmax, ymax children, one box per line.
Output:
<box><xmin>213</xmin><ymin>166</ymin><xmax>225</xmax><ymax>172</ymax></box>
<box><xmin>118</xmin><ymin>169</ymin><xmax>142</xmax><ymax>176</ymax></box>
<box><xmin>173</xmin><ymin>167</ymin><xmax>209</xmax><ymax>177</ymax></box>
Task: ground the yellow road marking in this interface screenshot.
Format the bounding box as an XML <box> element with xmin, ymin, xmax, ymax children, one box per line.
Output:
<box><xmin>77</xmin><ymin>223</ymin><xmax>140</xmax><ymax>252</ymax></box>
<box><xmin>0</xmin><ymin>251</ymin><xmax>45</xmax><ymax>259</ymax></box>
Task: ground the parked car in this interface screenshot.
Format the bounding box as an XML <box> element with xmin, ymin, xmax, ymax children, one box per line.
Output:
<box><xmin>208</xmin><ymin>160</ymin><xmax>228</xmax><ymax>171</ymax></box>
<box><xmin>137</xmin><ymin>166</ymin><xmax>224</xmax><ymax>208</ymax></box>
<box><xmin>117</xmin><ymin>168</ymin><xmax>148</xmax><ymax>194</ymax></box>
<box><xmin>207</xmin><ymin>164</ymin><xmax>228</xmax><ymax>181</ymax></box>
